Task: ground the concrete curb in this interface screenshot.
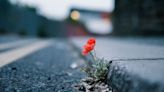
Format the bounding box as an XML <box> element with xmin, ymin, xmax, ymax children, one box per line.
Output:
<box><xmin>70</xmin><ymin>39</ymin><xmax>164</xmax><ymax>92</ymax></box>
<box><xmin>108</xmin><ymin>61</ymin><xmax>164</xmax><ymax>92</ymax></box>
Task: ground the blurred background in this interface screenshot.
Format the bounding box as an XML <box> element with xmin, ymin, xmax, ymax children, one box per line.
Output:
<box><xmin>0</xmin><ymin>1</ymin><xmax>164</xmax><ymax>91</ymax></box>
<box><xmin>0</xmin><ymin>0</ymin><xmax>163</xmax><ymax>37</ymax></box>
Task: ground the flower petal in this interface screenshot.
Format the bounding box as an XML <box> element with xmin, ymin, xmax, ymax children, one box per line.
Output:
<box><xmin>87</xmin><ymin>37</ymin><xmax>96</xmax><ymax>45</ymax></box>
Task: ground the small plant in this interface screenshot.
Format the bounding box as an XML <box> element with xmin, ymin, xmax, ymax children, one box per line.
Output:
<box><xmin>75</xmin><ymin>37</ymin><xmax>112</xmax><ymax>92</ymax></box>
<box><xmin>81</xmin><ymin>37</ymin><xmax>109</xmax><ymax>81</ymax></box>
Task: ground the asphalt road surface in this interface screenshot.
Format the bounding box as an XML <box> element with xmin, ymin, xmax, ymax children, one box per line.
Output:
<box><xmin>0</xmin><ymin>38</ymin><xmax>84</xmax><ymax>92</ymax></box>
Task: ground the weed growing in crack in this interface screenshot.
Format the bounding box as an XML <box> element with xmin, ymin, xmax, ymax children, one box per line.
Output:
<box><xmin>75</xmin><ymin>37</ymin><xmax>113</xmax><ymax>92</ymax></box>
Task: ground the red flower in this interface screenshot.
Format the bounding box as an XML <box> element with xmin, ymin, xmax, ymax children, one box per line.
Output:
<box><xmin>82</xmin><ymin>37</ymin><xmax>96</xmax><ymax>56</ymax></box>
<box><xmin>87</xmin><ymin>37</ymin><xmax>96</xmax><ymax>45</ymax></box>
<box><xmin>82</xmin><ymin>49</ymin><xmax>88</xmax><ymax>55</ymax></box>
<box><xmin>84</xmin><ymin>44</ymin><xmax>94</xmax><ymax>52</ymax></box>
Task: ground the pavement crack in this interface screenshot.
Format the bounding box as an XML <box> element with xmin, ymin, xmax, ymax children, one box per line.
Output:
<box><xmin>110</xmin><ymin>58</ymin><xmax>164</xmax><ymax>61</ymax></box>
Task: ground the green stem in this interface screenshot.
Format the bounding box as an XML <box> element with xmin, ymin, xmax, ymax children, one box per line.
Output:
<box><xmin>93</xmin><ymin>49</ymin><xmax>97</xmax><ymax>59</ymax></box>
<box><xmin>90</xmin><ymin>49</ymin><xmax>97</xmax><ymax>62</ymax></box>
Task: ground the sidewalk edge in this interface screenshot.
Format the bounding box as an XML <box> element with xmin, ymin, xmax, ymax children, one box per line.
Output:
<box><xmin>69</xmin><ymin>39</ymin><xmax>164</xmax><ymax>92</ymax></box>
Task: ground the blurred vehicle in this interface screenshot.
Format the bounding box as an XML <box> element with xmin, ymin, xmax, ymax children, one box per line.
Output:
<box><xmin>67</xmin><ymin>8</ymin><xmax>113</xmax><ymax>35</ymax></box>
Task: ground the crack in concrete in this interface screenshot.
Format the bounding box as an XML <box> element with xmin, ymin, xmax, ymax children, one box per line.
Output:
<box><xmin>110</xmin><ymin>58</ymin><xmax>164</xmax><ymax>61</ymax></box>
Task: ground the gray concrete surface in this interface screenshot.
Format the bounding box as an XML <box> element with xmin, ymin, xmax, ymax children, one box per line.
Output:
<box><xmin>109</xmin><ymin>60</ymin><xmax>164</xmax><ymax>92</ymax></box>
<box><xmin>71</xmin><ymin>36</ymin><xmax>164</xmax><ymax>92</ymax></box>
<box><xmin>71</xmin><ymin>37</ymin><xmax>164</xmax><ymax>60</ymax></box>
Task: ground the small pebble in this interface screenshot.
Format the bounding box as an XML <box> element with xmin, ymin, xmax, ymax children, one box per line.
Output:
<box><xmin>11</xmin><ymin>67</ymin><xmax>17</xmax><ymax>71</ymax></box>
<box><xmin>47</xmin><ymin>77</ymin><xmax>51</xmax><ymax>80</ymax></box>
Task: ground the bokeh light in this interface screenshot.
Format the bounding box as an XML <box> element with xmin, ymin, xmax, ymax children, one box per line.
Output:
<box><xmin>71</xmin><ymin>10</ymin><xmax>80</xmax><ymax>21</ymax></box>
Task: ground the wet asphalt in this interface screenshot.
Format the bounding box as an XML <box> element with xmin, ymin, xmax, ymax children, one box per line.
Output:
<box><xmin>0</xmin><ymin>40</ymin><xmax>84</xmax><ymax>92</ymax></box>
